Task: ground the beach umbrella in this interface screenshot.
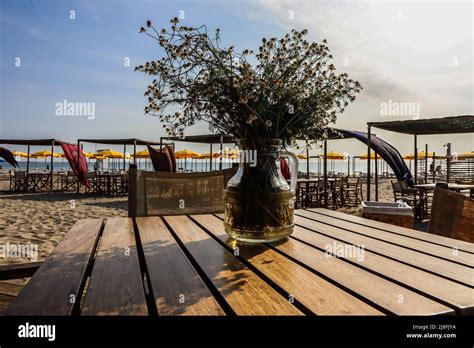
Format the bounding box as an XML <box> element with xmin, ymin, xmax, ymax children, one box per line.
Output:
<box><xmin>12</xmin><ymin>151</ymin><xmax>29</xmax><ymax>158</ymax></box>
<box><xmin>297</xmin><ymin>153</ymin><xmax>308</xmax><ymax>160</ymax></box>
<box><xmin>457</xmin><ymin>151</ymin><xmax>474</xmax><ymax>159</ymax></box>
<box><xmin>222</xmin><ymin>149</ymin><xmax>239</xmax><ymax>158</ymax></box>
<box><xmin>94</xmin><ymin>149</ymin><xmax>125</xmax><ymax>159</ymax></box>
<box><xmin>30</xmin><ymin>150</ymin><xmax>61</xmax><ymax>158</ymax></box>
<box><xmin>403</xmin><ymin>151</ymin><xmax>445</xmax><ymax>160</ymax></box>
<box><xmin>174</xmin><ymin>149</ymin><xmax>201</xmax><ymax>159</ymax></box>
<box><xmin>321</xmin><ymin>151</ymin><xmax>346</xmax><ymax>160</ymax></box>
<box><xmin>133</xmin><ymin>149</ymin><xmax>150</xmax><ymax>159</ymax></box>
<box><xmin>359</xmin><ymin>152</ymin><xmax>382</xmax><ymax>160</ymax></box>
<box><xmin>175</xmin><ymin>149</ymin><xmax>201</xmax><ymax>171</ymax></box>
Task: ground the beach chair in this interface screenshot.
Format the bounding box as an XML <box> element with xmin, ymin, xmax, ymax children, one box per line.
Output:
<box><xmin>429</xmin><ymin>187</ymin><xmax>474</xmax><ymax>242</ymax></box>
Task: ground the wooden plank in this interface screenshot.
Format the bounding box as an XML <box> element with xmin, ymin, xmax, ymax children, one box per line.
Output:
<box><xmin>81</xmin><ymin>218</ymin><xmax>147</xmax><ymax>315</ymax></box>
<box><xmin>0</xmin><ymin>281</ymin><xmax>24</xmax><ymax>297</ymax></box>
<box><xmin>0</xmin><ymin>262</ymin><xmax>42</xmax><ymax>280</ymax></box>
<box><xmin>0</xmin><ymin>294</ymin><xmax>15</xmax><ymax>315</ymax></box>
<box><xmin>192</xmin><ymin>214</ymin><xmax>382</xmax><ymax>315</ymax></box>
<box><xmin>6</xmin><ymin>219</ymin><xmax>103</xmax><ymax>315</ymax></box>
<box><xmin>297</xmin><ymin>210</ymin><xmax>473</xmax><ymax>267</ymax></box>
<box><xmin>163</xmin><ymin>215</ymin><xmax>302</xmax><ymax>315</ymax></box>
<box><xmin>309</xmin><ymin>208</ymin><xmax>474</xmax><ymax>254</ymax></box>
<box><xmin>294</xmin><ymin>214</ymin><xmax>473</xmax><ymax>286</ymax></box>
<box><xmin>273</xmin><ymin>236</ymin><xmax>452</xmax><ymax>315</ymax></box>
<box><xmin>291</xmin><ymin>225</ymin><xmax>474</xmax><ymax>315</ymax></box>
<box><xmin>136</xmin><ymin>216</ymin><xmax>225</xmax><ymax>315</ymax></box>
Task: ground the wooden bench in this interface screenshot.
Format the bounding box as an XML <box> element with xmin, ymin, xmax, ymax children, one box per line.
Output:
<box><xmin>5</xmin><ymin>209</ymin><xmax>474</xmax><ymax>315</ymax></box>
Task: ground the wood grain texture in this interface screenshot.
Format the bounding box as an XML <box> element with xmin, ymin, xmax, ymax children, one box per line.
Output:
<box><xmin>164</xmin><ymin>215</ymin><xmax>302</xmax><ymax>315</ymax></box>
<box><xmin>192</xmin><ymin>214</ymin><xmax>383</xmax><ymax>315</ymax></box>
<box><xmin>81</xmin><ymin>218</ymin><xmax>147</xmax><ymax>315</ymax></box>
<box><xmin>297</xmin><ymin>210</ymin><xmax>473</xmax><ymax>267</ymax></box>
<box><xmin>291</xmin><ymin>225</ymin><xmax>474</xmax><ymax>315</ymax></box>
<box><xmin>308</xmin><ymin>208</ymin><xmax>474</xmax><ymax>254</ymax></box>
<box><xmin>136</xmin><ymin>216</ymin><xmax>225</xmax><ymax>315</ymax></box>
<box><xmin>5</xmin><ymin>219</ymin><xmax>103</xmax><ymax>315</ymax></box>
<box><xmin>294</xmin><ymin>214</ymin><xmax>473</xmax><ymax>287</ymax></box>
<box><xmin>429</xmin><ymin>187</ymin><xmax>474</xmax><ymax>243</ymax></box>
<box><xmin>0</xmin><ymin>262</ymin><xmax>42</xmax><ymax>280</ymax></box>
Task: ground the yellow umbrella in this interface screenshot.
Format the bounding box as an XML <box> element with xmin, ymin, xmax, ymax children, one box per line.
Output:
<box><xmin>91</xmin><ymin>154</ymin><xmax>106</xmax><ymax>160</ymax></box>
<box><xmin>404</xmin><ymin>151</ymin><xmax>445</xmax><ymax>160</ymax></box>
<box><xmin>83</xmin><ymin>152</ymin><xmax>94</xmax><ymax>158</ymax></box>
<box><xmin>133</xmin><ymin>149</ymin><xmax>150</xmax><ymax>159</ymax></box>
<box><xmin>199</xmin><ymin>152</ymin><xmax>220</xmax><ymax>159</ymax></box>
<box><xmin>12</xmin><ymin>151</ymin><xmax>29</xmax><ymax>158</ymax></box>
<box><xmin>94</xmin><ymin>149</ymin><xmax>125</xmax><ymax>159</ymax></box>
<box><xmin>222</xmin><ymin>149</ymin><xmax>239</xmax><ymax>158</ymax></box>
<box><xmin>174</xmin><ymin>149</ymin><xmax>201</xmax><ymax>159</ymax></box>
<box><xmin>457</xmin><ymin>151</ymin><xmax>474</xmax><ymax>159</ymax></box>
<box><xmin>297</xmin><ymin>153</ymin><xmax>308</xmax><ymax>160</ymax></box>
<box><xmin>30</xmin><ymin>150</ymin><xmax>61</xmax><ymax>158</ymax></box>
<box><xmin>359</xmin><ymin>152</ymin><xmax>381</xmax><ymax>160</ymax></box>
<box><xmin>321</xmin><ymin>151</ymin><xmax>346</xmax><ymax>160</ymax></box>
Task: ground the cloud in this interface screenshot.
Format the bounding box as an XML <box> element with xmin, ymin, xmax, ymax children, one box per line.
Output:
<box><xmin>0</xmin><ymin>13</ymin><xmax>49</xmax><ymax>41</ymax></box>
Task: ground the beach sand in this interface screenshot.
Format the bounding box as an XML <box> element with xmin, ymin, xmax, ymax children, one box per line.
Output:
<box><xmin>0</xmin><ymin>181</ymin><xmax>394</xmax><ymax>266</ymax></box>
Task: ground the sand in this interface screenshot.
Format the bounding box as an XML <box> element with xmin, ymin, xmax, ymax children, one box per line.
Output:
<box><xmin>0</xmin><ymin>179</ymin><xmax>394</xmax><ymax>266</ymax></box>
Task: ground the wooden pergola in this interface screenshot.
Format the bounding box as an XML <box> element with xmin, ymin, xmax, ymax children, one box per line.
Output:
<box><xmin>0</xmin><ymin>138</ymin><xmax>64</xmax><ymax>191</ymax></box>
<box><xmin>367</xmin><ymin>115</ymin><xmax>474</xmax><ymax>200</ymax></box>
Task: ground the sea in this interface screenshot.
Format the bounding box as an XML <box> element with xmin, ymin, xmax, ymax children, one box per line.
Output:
<box><xmin>0</xmin><ymin>158</ymin><xmax>393</xmax><ymax>175</ymax></box>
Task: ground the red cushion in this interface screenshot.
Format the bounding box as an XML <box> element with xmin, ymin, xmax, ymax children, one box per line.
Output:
<box><xmin>165</xmin><ymin>145</ymin><xmax>177</xmax><ymax>172</ymax></box>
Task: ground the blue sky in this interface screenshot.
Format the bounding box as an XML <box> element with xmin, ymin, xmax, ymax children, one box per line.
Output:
<box><xmin>1</xmin><ymin>0</ymin><xmax>473</xmax><ymax>156</ymax></box>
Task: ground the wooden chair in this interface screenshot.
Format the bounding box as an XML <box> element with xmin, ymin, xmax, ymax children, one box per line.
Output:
<box><xmin>345</xmin><ymin>177</ymin><xmax>363</xmax><ymax>205</ymax></box>
<box><xmin>391</xmin><ymin>180</ymin><xmax>427</xmax><ymax>220</ymax></box>
<box><xmin>429</xmin><ymin>187</ymin><xmax>474</xmax><ymax>242</ymax></box>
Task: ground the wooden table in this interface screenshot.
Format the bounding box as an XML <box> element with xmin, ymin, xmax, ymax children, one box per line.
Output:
<box><xmin>414</xmin><ymin>183</ymin><xmax>474</xmax><ymax>192</ymax></box>
<box><xmin>6</xmin><ymin>209</ymin><xmax>474</xmax><ymax>316</ymax></box>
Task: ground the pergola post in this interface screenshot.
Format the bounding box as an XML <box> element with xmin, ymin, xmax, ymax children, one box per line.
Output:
<box><xmin>306</xmin><ymin>140</ymin><xmax>310</xmax><ymax>179</ymax></box>
<box><xmin>219</xmin><ymin>136</ymin><xmax>223</xmax><ymax>171</ymax></box>
<box><xmin>323</xmin><ymin>139</ymin><xmax>328</xmax><ymax>208</ymax></box>
<box><xmin>50</xmin><ymin>141</ymin><xmax>54</xmax><ymax>192</ymax></box>
<box><xmin>425</xmin><ymin>144</ymin><xmax>428</xmax><ymax>182</ymax></box>
<box><xmin>77</xmin><ymin>140</ymin><xmax>81</xmax><ymax>193</ymax></box>
<box><xmin>367</xmin><ymin>125</ymin><xmax>371</xmax><ymax>201</ymax></box>
<box><xmin>414</xmin><ymin>134</ymin><xmax>418</xmax><ymax>184</ymax></box>
<box><xmin>209</xmin><ymin>144</ymin><xmax>213</xmax><ymax>172</ymax></box>
<box><xmin>133</xmin><ymin>140</ymin><xmax>137</xmax><ymax>164</ymax></box>
<box><xmin>26</xmin><ymin>145</ymin><xmax>30</xmax><ymax>192</ymax></box>
<box><xmin>432</xmin><ymin>152</ymin><xmax>436</xmax><ymax>182</ymax></box>
<box><xmin>123</xmin><ymin>144</ymin><xmax>126</xmax><ymax>170</ymax></box>
<box><xmin>375</xmin><ymin>155</ymin><xmax>378</xmax><ymax>202</ymax></box>
<box><xmin>347</xmin><ymin>156</ymin><xmax>350</xmax><ymax>177</ymax></box>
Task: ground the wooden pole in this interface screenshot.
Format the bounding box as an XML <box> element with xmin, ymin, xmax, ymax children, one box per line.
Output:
<box><xmin>50</xmin><ymin>141</ymin><xmax>54</xmax><ymax>191</ymax></box>
<box><xmin>375</xmin><ymin>155</ymin><xmax>378</xmax><ymax>201</ymax></box>
<box><xmin>414</xmin><ymin>134</ymin><xmax>418</xmax><ymax>184</ymax></box>
<box><xmin>432</xmin><ymin>152</ymin><xmax>436</xmax><ymax>182</ymax></box>
<box><xmin>306</xmin><ymin>140</ymin><xmax>310</xmax><ymax>179</ymax></box>
<box><xmin>219</xmin><ymin>136</ymin><xmax>223</xmax><ymax>171</ymax></box>
<box><xmin>123</xmin><ymin>144</ymin><xmax>126</xmax><ymax>170</ymax></box>
<box><xmin>210</xmin><ymin>144</ymin><xmax>213</xmax><ymax>171</ymax></box>
<box><xmin>367</xmin><ymin>125</ymin><xmax>371</xmax><ymax>201</ymax></box>
<box><xmin>77</xmin><ymin>140</ymin><xmax>80</xmax><ymax>193</ymax></box>
<box><xmin>425</xmin><ymin>144</ymin><xmax>428</xmax><ymax>182</ymax></box>
<box><xmin>133</xmin><ymin>140</ymin><xmax>137</xmax><ymax>164</ymax></box>
<box><xmin>323</xmin><ymin>139</ymin><xmax>328</xmax><ymax>208</ymax></box>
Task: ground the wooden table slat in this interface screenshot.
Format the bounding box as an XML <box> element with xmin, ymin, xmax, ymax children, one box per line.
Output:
<box><xmin>136</xmin><ymin>216</ymin><xmax>225</xmax><ymax>316</ymax></box>
<box><xmin>297</xmin><ymin>210</ymin><xmax>473</xmax><ymax>267</ymax></box>
<box><xmin>81</xmin><ymin>218</ymin><xmax>147</xmax><ymax>315</ymax></box>
<box><xmin>6</xmin><ymin>219</ymin><xmax>103</xmax><ymax>315</ymax></box>
<box><xmin>309</xmin><ymin>208</ymin><xmax>474</xmax><ymax>254</ymax></box>
<box><xmin>291</xmin><ymin>225</ymin><xmax>474</xmax><ymax>314</ymax></box>
<box><xmin>163</xmin><ymin>215</ymin><xmax>302</xmax><ymax>315</ymax></box>
<box><xmin>193</xmin><ymin>214</ymin><xmax>382</xmax><ymax>315</ymax></box>
<box><xmin>294</xmin><ymin>214</ymin><xmax>473</xmax><ymax>287</ymax></box>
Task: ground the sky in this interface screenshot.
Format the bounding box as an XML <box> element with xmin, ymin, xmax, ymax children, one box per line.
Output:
<box><xmin>0</xmin><ymin>0</ymin><xmax>473</xmax><ymax>157</ymax></box>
